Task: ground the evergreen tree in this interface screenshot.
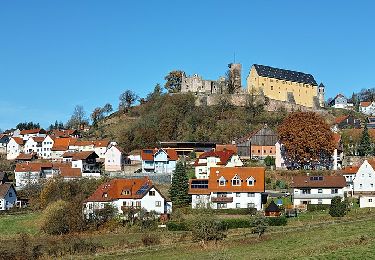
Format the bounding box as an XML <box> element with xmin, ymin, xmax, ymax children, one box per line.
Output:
<box><xmin>358</xmin><ymin>124</ymin><xmax>372</xmax><ymax>156</ymax></box>
<box><xmin>169</xmin><ymin>161</ymin><xmax>190</xmax><ymax>207</ymax></box>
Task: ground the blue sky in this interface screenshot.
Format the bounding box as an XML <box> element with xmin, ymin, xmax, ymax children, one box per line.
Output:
<box><xmin>1</xmin><ymin>1</ymin><xmax>374</xmax><ymax>130</ymax></box>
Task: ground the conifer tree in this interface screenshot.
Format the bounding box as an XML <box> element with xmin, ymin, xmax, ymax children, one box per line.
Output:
<box><xmin>169</xmin><ymin>161</ymin><xmax>190</xmax><ymax>207</ymax></box>
<box><xmin>358</xmin><ymin>124</ymin><xmax>372</xmax><ymax>156</ymax></box>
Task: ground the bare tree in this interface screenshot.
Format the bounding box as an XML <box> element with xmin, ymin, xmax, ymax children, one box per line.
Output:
<box><xmin>66</xmin><ymin>105</ymin><xmax>88</xmax><ymax>129</ymax></box>
<box><xmin>119</xmin><ymin>90</ymin><xmax>138</xmax><ymax>113</ymax></box>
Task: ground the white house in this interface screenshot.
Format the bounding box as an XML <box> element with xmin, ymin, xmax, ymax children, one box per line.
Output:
<box><xmin>51</xmin><ymin>137</ymin><xmax>77</xmax><ymax>160</ymax></box>
<box><xmin>291</xmin><ymin>175</ymin><xmax>346</xmax><ymax>207</ymax></box>
<box><xmin>42</xmin><ymin>135</ymin><xmax>54</xmax><ymax>159</ymax></box>
<box><xmin>0</xmin><ymin>183</ymin><xmax>17</xmax><ymax>211</ymax></box>
<box><xmin>194</xmin><ymin>150</ymin><xmax>243</xmax><ymax>179</ymax></box>
<box><xmin>7</xmin><ymin>137</ymin><xmax>25</xmax><ymax>160</ymax></box>
<box><xmin>83</xmin><ymin>177</ymin><xmax>172</xmax><ymax>218</ymax></box>
<box><xmin>360</xmin><ymin>101</ymin><xmax>375</xmax><ymax>116</ymax></box>
<box><xmin>24</xmin><ymin>136</ymin><xmax>45</xmax><ymax>157</ymax></box>
<box><xmin>62</xmin><ymin>151</ymin><xmax>101</xmax><ymax>177</ymax></box>
<box><xmin>20</xmin><ymin>128</ymin><xmax>46</xmax><ymax>141</ymax></box>
<box><xmin>141</xmin><ymin>148</ymin><xmax>178</xmax><ymax>174</ymax></box>
<box><xmin>352</xmin><ymin>160</ymin><xmax>375</xmax><ymax>208</ymax></box>
<box><xmin>93</xmin><ymin>140</ymin><xmax>110</xmax><ymax>159</ymax></box>
<box><xmin>189</xmin><ymin>167</ymin><xmax>265</xmax><ymax>210</ymax></box>
<box><xmin>69</xmin><ymin>140</ymin><xmax>95</xmax><ymax>152</ymax></box>
<box><xmin>338</xmin><ymin>165</ymin><xmax>359</xmax><ymax>195</ymax></box>
<box><xmin>105</xmin><ymin>145</ymin><xmax>128</xmax><ymax>172</ymax></box>
<box><xmin>328</xmin><ymin>94</ymin><xmax>349</xmax><ymax>109</ymax></box>
<box><xmin>14</xmin><ymin>162</ymin><xmax>53</xmax><ymax>187</ymax></box>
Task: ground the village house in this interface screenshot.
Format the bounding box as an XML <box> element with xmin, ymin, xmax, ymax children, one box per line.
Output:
<box><xmin>7</xmin><ymin>137</ymin><xmax>25</xmax><ymax>160</ymax></box>
<box><xmin>14</xmin><ymin>162</ymin><xmax>53</xmax><ymax>187</ymax></box>
<box><xmin>15</xmin><ymin>153</ymin><xmax>38</xmax><ymax>163</ymax></box>
<box><xmin>328</xmin><ymin>94</ymin><xmax>353</xmax><ymax>109</ymax></box>
<box><xmin>189</xmin><ymin>167</ymin><xmax>265</xmax><ymax>210</ymax></box>
<box><xmin>194</xmin><ymin>150</ymin><xmax>243</xmax><ymax>179</ymax></box>
<box><xmin>51</xmin><ymin>137</ymin><xmax>77</xmax><ymax>160</ymax></box>
<box><xmin>141</xmin><ymin>148</ymin><xmax>178</xmax><ymax>174</ymax></box>
<box><xmin>332</xmin><ymin>115</ymin><xmax>361</xmax><ymax>131</ymax></box>
<box><xmin>236</xmin><ymin>125</ymin><xmax>278</xmax><ymax>160</ymax></box>
<box><xmin>50</xmin><ymin>129</ymin><xmax>80</xmax><ymax>138</ymax></box>
<box><xmin>360</xmin><ymin>101</ymin><xmax>375</xmax><ymax>115</ymax></box>
<box><xmin>0</xmin><ymin>183</ymin><xmax>17</xmax><ymax>211</ymax></box>
<box><xmin>337</xmin><ymin>165</ymin><xmax>359</xmax><ymax>195</ymax></box>
<box><xmin>0</xmin><ymin>134</ymin><xmax>10</xmax><ymax>154</ymax></box>
<box><xmin>62</xmin><ymin>151</ymin><xmax>101</xmax><ymax>177</ymax></box>
<box><xmin>83</xmin><ymin>177</ymin><xmax>172</xmax><ymax>218</ymax></box>
<box><xmin>291</xmin><ymin>175</ymin><xmax>346</xmax><ymax>208</ymax></box>
<box><xmin>366</xmin><ymin>117</ymin><xmax>375</xmax><ymax>129</ymax></box>
<box><xmin>42</xmin><ymin>135</ymin><xmax>54</xmax><ymax>159</ymax></box>
<box><xmin>105</xmin><ymin>145</ymin><xmax>129</xmax><ymax>172</ymax></box>
<box><xmin>20</xmin><ymin>128</ymin><xmax>46</xmax><ymax>141</ymax></box>
<box><xmin>93</xmin><ymin>140</ymin><xmax>110</xmax><ymax>159</ymax></box>
<box><xmin>24</xmin><ymin>136</ymin><xmax>45</xmax><ymax>157</ymax></box>
<box><xmin>352</xmin><ymin>160</ymin><xmax>375</xmax><ymax>208</ymax></box>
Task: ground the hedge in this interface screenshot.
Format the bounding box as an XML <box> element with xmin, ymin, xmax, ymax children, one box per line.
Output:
<box><xmin>267</xmin><ymin>216</ymin><xmax>287</xmax><ymax>226</ymax></box>
<box><xmin>221</xmin><ymin>218</ymin><xmax>253</xmax><ymax>229</ymax></box>
<box><xmin>212</xmin><ymin>208</ymin><xmax>257</xmax><ymax>215</ymax></box>
<box><xmin>166</xmin><ymin>221</ymin><xmax>189</xmax><ymax>231</ymax></box>
<box><xmin>307</xmin><ymin>204</ymin><xmax>330</xmax><ymax>212</ymax></box>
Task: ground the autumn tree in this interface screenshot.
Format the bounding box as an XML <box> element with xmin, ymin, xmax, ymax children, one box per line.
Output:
<box><xmin>119</xmin><ymin>90</ymin><xmax>138</xmax><ymax>113</ymax></box>
<box><xmin>278</xmin><ymin>112</ymin><xmax>335</xmax><ymax>169</ymax></box>
<box><xmin>164</xmin><ymin>70</ymin><xmax>184</xmax><ymax>93</ymax></box>
<box><xmin>358</xmin><ymin>124</ymin><xmax>372</xmax><ymax>156</ymax></box>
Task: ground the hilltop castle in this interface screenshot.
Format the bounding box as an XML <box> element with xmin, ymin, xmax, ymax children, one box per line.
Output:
<box><xmin>179</xmin><ymin>63</ymin><xmax>325</xmax><ymax>109</ymax></box>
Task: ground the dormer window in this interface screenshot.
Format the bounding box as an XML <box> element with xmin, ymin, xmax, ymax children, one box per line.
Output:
<box><xmin>218</xmin><ymin>176</ymin><xmax>226</xmax><ymax>186</ymax></box>
<box><xmin>103</xmin><ymin>192</ymin><xmax>108</xmax><ymax>198</ymax></box>
<box><xmin>121</xmin><ymin>190</ymin><xmax>130</xmax><ymax>195</ymax></box>
<box><xmin>247</xmin><ymin>177</ymin><xmax>255</xmax><ymax>186</ymax></box>
<box><xmin>231</xmin><ymin>175</ymin><xmax>241</xmax><ymax>186</ymax></box>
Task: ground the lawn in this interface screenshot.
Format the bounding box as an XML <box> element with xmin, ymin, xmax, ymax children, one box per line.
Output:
<box><xmin>0</xmin><ymin>212</ymin><xmax>42</xmax><ymax>238</ymax></box>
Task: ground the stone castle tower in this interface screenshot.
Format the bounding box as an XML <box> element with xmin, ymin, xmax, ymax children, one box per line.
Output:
<box><xmin>228</xmin><ymin>63</ymin><xmax>242</xmax><ymax>92</ymax></box>
<box><xmin>318</xmin><ymin>83</ymin><xmax>325</xmax><ymax>107</ymax></box>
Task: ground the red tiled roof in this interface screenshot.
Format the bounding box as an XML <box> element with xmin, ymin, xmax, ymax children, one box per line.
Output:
<box><xmin>15</xmin><ymin>153</ymin><xmax>35</xmax><ymax>160</ymax></box>
<box><xmin>12</xmin><ymin>137</ymin><xmax>24</xmax><ymax>145</ymax></box>
<box><xmin>141</xmin><ymin>148</ymin><xmax>178</xmax><ymax>161</ymax></box>
<box><xmin>338</xmin><ymin>166</ymin><xmax>359</xmax><ymax>175</ymax></box>
<box><xmin>51</xmin><ymin>137</ymin><xmax>77</xmax><ymax>151</ymax></box>
<box><xmin>334</xmin><ymin>115</ymin><xmax>349</xmax><ymax>125</ymax></box>
<box><xmin>60</xmin><ymin>167</ymin><xmax>81</xmax><ymax>178</ymax></box>
<box><xmin>291</xmin><ymin>175</ymin><xmax>346</xmax><ymax>188</ymax></box>
<box><xmin>194</xmin><ymin>150</ymin><xmax>235</xmax><ymax>166</ymax></box>
<box><xmin>361</xmin><ymin>101</ymin><xmax>372</xmax><ymax>107</ymax></box>
<box><xmin>20</xmin><ymin>128</ymin><xmax>46</xmax><ymax>135</ymax></box>
<box><xmin>189</xmin><ymin>167</ymin><xmax>265</xmax><ymax>194</ymax></box>
<box><xmin>62</xmin><ymin>151</ymin><xmax>98</xmax><ymax>160</ymax></box>
<box><xmin>73</xmin><ymin>140</ymin><xmax>94</xmax><ymax>147</ymax></box>
<box><xmin>31</xmin><ymin>137</ymin><xmax>45</xmax><ymax>143</ymax></box>
<box><xmin>216</xmin><ymin>144</ymin><xmax>238</xmax><ymax>153</ymax></box>
<box><xmin>15</xmin><ymin>162</ymin><xmax>53</xmax><ymax>172</ymax></box>
<box><xmin>85</xmin><ymin>177</ymin><xmax>154</xmax><ymax>202</ymax></box>
<box><xmin>93</xmin><ymin>140</ymin><xmax>110</xmax><ymax>148</ymax></box>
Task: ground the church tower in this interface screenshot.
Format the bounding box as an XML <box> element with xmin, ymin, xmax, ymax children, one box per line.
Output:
<box><xmin>318</xmin><ymin>83</ymin><xmax>325</xmax><ymax>107</ymax></box>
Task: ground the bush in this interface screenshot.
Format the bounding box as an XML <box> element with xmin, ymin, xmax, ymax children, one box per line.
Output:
<box><xmin>166</xmin><ymin>221</ymin><xmax>189</xmax><ymax>231</ymax></box>
<box><xmin>251</xmin><ymin>214</ymin><xmax>268</xmax><ymax>238</ymax></box>
<box><xmin>267</xmin><ymin>216</ymin><xmax>287</xmax><ymax>226</ymax></box>
<box><xmin>307</xmin><ymin>204</ymin><xmax>330</xmax><ymax>212</ymax></box>
<box><xmin>329</xmin><ymin>196</ymin><xmax>348</xmax><ymax>217</ymax></box>
<box><xmin>141</xmin><ymin>233</ymin><xmax>161</xmax><ymax>246</ymax></box>
<box><xmin>213</xmin><ymin>208</ymin><xmax>257</xmax><ymax>215</ymax></box>
<box><xmin>189</xmin><ymin>213</ymin><xmax>227</xmax><ymax>243</ymax></box>
<box><xmin>221</xmin><ymin>218</ymin><xmax>252</xmax><ymax>229</ymax></box>
<box><xmin>41</xmin><ymin>200</ymin><xmax>70</xmax><ymax>235</ymax></box>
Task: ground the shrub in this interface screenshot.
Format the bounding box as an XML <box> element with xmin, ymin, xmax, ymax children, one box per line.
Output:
<box><xmin>213</xmin><ymin>208</ymin><xmax>257</xmax><ymax>215</ymax></box>
<box><xmin>189</xmin><ymin>213</ymin><xmax>227</xmax><ymax>243</ymax></box>
<box><xmin>329</xmin><ymin>196</ymin><xmax>348</xmax><ymax>217</ymax></box>
<box><xmin>166</xmin><ymin>221</ymin><xmax>189</xmax><ymax>231</ymax></box>
<box><xmin>307</xmin><ymin>204</ymin><xmax>330</xmax><ymax>212</ymax></box>
<box><xmin>141</xmin><ymin>233</ymin><xmax>160</xmax><ymax>246</ymax></box>
<box><xmin>267</xmin><ymin>216</ymin><xmax>287</xmax><ymax>226</ymax></box>
<box><xmin>251</xmin><ymin>214</ymin><xmax>268</xmax><ymax>238</ymax></box>
<box><xmin>41</xmin><ymin>200</ymin><xmax>70</xmax><ymax>235</ymax></box>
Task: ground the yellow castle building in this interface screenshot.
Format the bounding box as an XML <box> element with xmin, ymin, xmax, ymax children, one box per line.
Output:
<box><xmin>247</xmin><ymin>64</ymin><xmax>325</xmax><ymax>108</ymax></box>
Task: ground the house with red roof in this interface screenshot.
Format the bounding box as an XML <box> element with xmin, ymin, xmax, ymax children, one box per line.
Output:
<box><xmin>20</xmin><ymin>128</ymin><xmax>46</xmax><ymax>141</ymax></box>
<box><xmin>189</xmin><ymin>167</ymin><xmax>265</xmax><ymax>210</ymax></box>
<box><xmin>24</xmin><ymin>136</ymin><xmax>45</xmax><ymax>157</ymax></box>
<box><xmin>360</xmin><ymin>101</ymin><xmax>375</xmax><ymax>115</ymax></box>
<box><xmin>6</xmin><ymin>137</ymin><xmax>25</xmax><ymax>160</ymax></box>
<box><xmin>62</xmin><ymin>151</ymin><xmax>101</xmax><ymax>177</ymax></box>
<box><xmin>352</xmin><ymin>159</ymin><xmax>375</xmax><ymax>208</ymax></box>
<box><xmin>14</xmin><ymin>162</ymin><xmax>53</xmax><ymax>187</ymax></box>
<box><xmin>51</xmin><ymin>137</ymin><xmax>77</xmax><ymax>160</ymax></box>
<box><xmin>141</xmin><ymin>148</ymin><xmax>178</xmax><ymax>174</ymax></box>
<box><xmin>105</xmin><ymin>145</ymin><xmax>129</xmax><ymax>172</ymax></box>
<box><xmin>194</xmin><ymin>150</ymin><xmax>243</xmax><ymax>179</ymax></box>
<box><xmin>83</xmin><ymin>177</ymin><xmax>172</xmax><ymax>217</ymax></box>
<box><xmin>292</xmin><ymin>175</ymin><xmax>346</xmax><ymax>208</ymax></box>
<box><xmin>332</xmin><ymin>115</ymin><xmax>361</xmax><ymax>130</ymax></box>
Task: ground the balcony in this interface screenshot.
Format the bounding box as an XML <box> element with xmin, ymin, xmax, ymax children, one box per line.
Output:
<box><xmin>211</xmin><ymin>197</ymin><xmax>233</xmax><ymax>203</ymax></box>
<box><xmin>293</xmin><ymin>193</ymin><xmax>343</xmax><ymax>199</ymax></box>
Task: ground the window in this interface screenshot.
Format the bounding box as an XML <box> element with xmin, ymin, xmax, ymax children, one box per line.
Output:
<box><xmin>247</xmin><ymin>192</ymin><xmax>255</xmax><ymax>197</ymax></box>
<box><xmin>318</xmin><ymin>199</ymin><xmax>323</xmax><ymax>205</ymax></box>
<box><xmin>258</xmin><ymin>150</ymin><xmax>260</xmax><ymax>153</ymax></box>
<box><xmin>231</xmin><ymin>175</ymin><xmax>241</xmax><ymax>186</ymax></box>
<box><xmin>331</xmin><ymin>189</ymin><xmax>338</xmax><ymax>194</ymax></box>
<box><xmin>122</xmin><ymin>190</ymin><xmax>130</xmax><ymax>195</ymax></box>
<box><xmin>149</xmin><ymin>191</ymin><xmax>156</xmax><ymax>196</ymax></box>
<box><xmin>369</xmin><ymin>199</ymin><xmax>373</xmax><ymax>203</ymax></box>
<box><xmin>136</xmin><ymin>201</ymin><xmax>141</xmax><ymax>208</ymax></box>
<box><xmin>217</xmin><ymin>203</ymin><xmax>227</xmax><ymax>209</ymax></box>
<box><xmin>103</xmin><ymin>193</ymin><xmax>108</xmax><ymax>198</ymax></box>
<box><xmin>236</xmin><ymin>203</ymin><xmax>241</xmax><ymax>208</ymax></box>
<box><xmin>247</xmin><ymin>203</ymin><xmax>255</xmax><ymax>208</ymax></box>
<box><xmin>219</xmin><ymin>177</ymin><xmax>226</xmax><ymax>186</ymax></box>
<box><xmin>155</xmin><ymin>201</ymin><xmax>161</xmax><ymax>207</ymax></box>
<box><xmin>236</xmin><ymin>193</ymin><xmax>241</xmax><ymax>197</ymax></box>
<box><xmin>360</xmin><ymin>184</ymin><xmax>363</xmax><ymax>189</ymax></box>
<box><xmin>302</xmin><ymin>189</ymin><xmax>311</xmax><ymax>194</ymax></box>
<box><xmin>318</xmin><ymin>189</ymin><xmax>323</xmax><ymax>194</ymax></box>
<box><xmin>247</xmin><ymin>177</ymin><xmax>254</xmax><ymax>186</ymax></box>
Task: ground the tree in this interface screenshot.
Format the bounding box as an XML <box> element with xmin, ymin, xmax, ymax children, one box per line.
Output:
<box><xmin>169</xmin><ymin>161</ymin><xmax>190</xmax><ymax>207</ymax></box>
<box><xmin>16</xmin><ymin>121</ymin><xmax>40</xmax><ymax>130</ymax></box>
<box><xmin>146</xmin><ymin>83</ymin><xmax>164</xmax><ymax>101</ymax></box>
<box><xmin>102</xmin><ymin>103</ymin><xmax>113</xmax><ymax>115</ymax></box>
<box><xmin>251</xmin><ymin>213</ymin><xmax>268</xmax><ymax>239</ymax></box>
<box><xmin>278</xmin><ymin>112</ymin><xmax>335</xmax><ymax>169</ymax></box>
<box><xmin>66</xmin><ymin>105</ymin><xmax>88</xmax><ymax>129</ymax></box>
<box><xmin>41</xmin><ymin>200</ymin><xmax>70</xmax><ymax>235</ymax></box>
<box><xmin>358</xmin><ymin>124</ymin><xmax>372</xmax><ymax>156</ymax></box>
<box><xmin>91</xmin><ymin>107</ymin><xmax>104</xmax><ymax>127</ymax></box>
<box><xmin>164</xmin><ymin>70</ymin><xmax>184</xmax><ymax>93</ymax></box>
<box><xmin>329</xmin><ymin>196</ymin><xmax>348</xmax><ymax>217</ymax></box>
<box><xmin>119</xmin><ymin>90</ymin><xmax>138</xmax><ymax>112</ymax></box>
<box><xmin>245</xmin><ymin>88</ymin><xmax>265</xmax><ymax>118</ymax></box>
<box><xmin>189</xmin><ymin>212</ymin><xmax>227</xmax><ymax>244</ymax></box>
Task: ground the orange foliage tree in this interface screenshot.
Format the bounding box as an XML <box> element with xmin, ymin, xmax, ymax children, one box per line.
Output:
<box><xmin>278</xmin><ymin>112</ymin><xmax>335</xmax><ymax>169</ymax></box>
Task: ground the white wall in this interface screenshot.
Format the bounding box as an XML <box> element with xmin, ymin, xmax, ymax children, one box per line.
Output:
<box><xmin>42</xmin><ymin>136</ymin><xmax>54</xmax><ymax>159</ymax></box>
<box><xmin>359</xmin><ymin>196</ymin><xmax>375</xmax><ymax>208</ymax></box>
<box><xmin>192</xmin><ymin>192</ymin><xmax>262</xmax><ymax>210</ymax></box>
<box><xmin>0</xmin><ymin>187</ymin><xmax>17</xmax><ymax>211</ymax></box>
<box><xmin>353</xmin><ymin>160</ymin><xmax>375</xmax><ymax>192</ymax></box>
<box><xmin>7</xmin><ymin>138</ymin><xmax>22</xmax><ymax>160</ymax></box>
<box><xmin>105</xmin><ymin>146</ymin><xmax>123</xmax><ymax>171</ymax></box>
<box><xmin>15</xmin><ymin>171</ymin><xmax>40</xmax><ymax>187</ymax></box>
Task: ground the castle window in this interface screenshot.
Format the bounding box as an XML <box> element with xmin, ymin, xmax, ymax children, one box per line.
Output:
<box><xmin>271</xmin><ymin>86</ymin><xmax>273</xmax><ymax>90</ymax></box>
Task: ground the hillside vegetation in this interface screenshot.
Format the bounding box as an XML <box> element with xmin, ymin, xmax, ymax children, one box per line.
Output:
<box><xmin>90</xmin><ymin>93</ymin><xmax>288</xmax><ymax>152</ymax></box>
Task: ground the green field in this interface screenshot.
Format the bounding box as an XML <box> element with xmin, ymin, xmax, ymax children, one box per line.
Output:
<box><xmin>0</xmin><ymin>212</ymin><xmax>41</xmax><ymax>238</ymax></box>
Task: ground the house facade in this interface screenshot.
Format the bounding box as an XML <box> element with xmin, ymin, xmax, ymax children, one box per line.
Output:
<box><xmin>360</xmin><ymin>101</ymin><xmax>375</xmax><ymax>115</ymax></box>
<box><xmin>141</xmin><ymin>148</ymin><xmax>178</xmax><ymax>174</ymax></box>
<box><xmin>14</xmin><ymin>163</ymin><xmax>52</xmax><ymax>187</ymax></box>
<box><xmin>24</xmin><ymin>137</ymin><xmax>45</xmax><ymax>157</ymax></box>
<box><xmin>292</xmin><ymin>175</ymin><xmax>346</xmax><ymax>207</ymax></box>
<box><xmin>189</xmin><ymin>167</ymin><xmax>265</xmax><ymax>210</ymax></box>
<box><xmin>42</xmin><ymin>135</ymin><xmax>54</xmax><ymax>159</ymax></box>
<box><xmin>7</xmin><ymin>137</ymin><xmax>25</xmax><ymax>160</ymax></box>
<box><xmin>352</xmin><ymin>160</ymin><xmax>375</xmax><ymax>208</ymax></box>
<box><xmin>194</xmin><ymin>150</ymin><xmax>243</xmax><ymax>179</ymax></box>
<box><xmin>62</xmin><ymin>151</ymin><xmax>101</xmax><ymax>176</ymax></box>
<box><xmin>333</xmin><ymin>115</ymin><xmax>361</xmax><ymax>130</ymax></box>
<box><xmin>20</xmin><ymin>128</ymin><xmax>46</xmax><ymax>141</ymax></box>
<box><xmin>0</xmin><ymin>184</ymin><xmax>17</xmax><ymax>211</ymax></box>
<box><xmin>236</xmin><ymin>125</ymin><xmax>278</xmax><ymax>159</ymax></box>
<box><xmin>83</xmin><ymin>178</ymin><xmax>172</xmax><ymax>218</ymax></box>
<box><xmin>0</xmin><ymin>134</ymin><xmax>10</xmax><ymax>154</ymax></box>
<box><xmin>105</xmin><ymin>145</ymin><xmax>128</xmax><ymax>172</ymax></box>
<box><xmin>329</xmin><ymin>94</ymin><xmax>349</xmax><ymax>109</ymax></box>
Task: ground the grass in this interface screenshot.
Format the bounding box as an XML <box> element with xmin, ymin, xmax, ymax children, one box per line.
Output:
<box><xmin>0</xmin><ymin>211</ymin><xmax>42</xmax><ymax>238</ymax></box>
